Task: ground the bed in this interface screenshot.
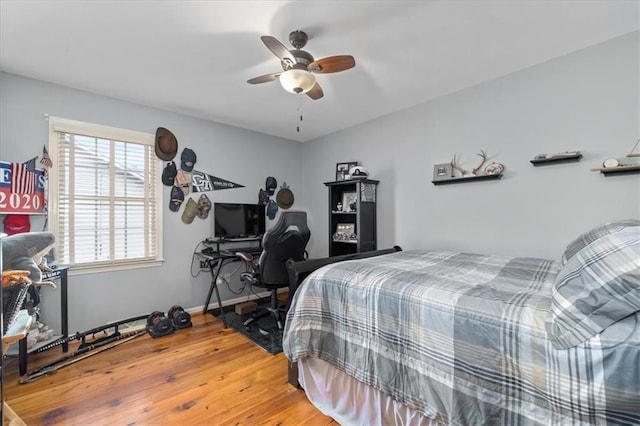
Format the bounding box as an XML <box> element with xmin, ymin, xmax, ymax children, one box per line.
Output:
<box><xmin>283</xmin><ymin>220</ymin><xmax>640</xmax><ymax>425</ymax></box>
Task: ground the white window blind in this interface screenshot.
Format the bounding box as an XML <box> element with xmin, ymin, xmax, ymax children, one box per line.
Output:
<box><xmin>48</xmin><ymin>117</ymin><xmax>163</xmax><ymax>272</ymax></box>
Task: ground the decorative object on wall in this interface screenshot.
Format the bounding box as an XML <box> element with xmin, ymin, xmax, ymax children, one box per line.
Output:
<box><xmin>627</xmin><ymin>137</ymin><xmax>640</xmax><ymax>158</ymax></box>
<box><xmin>175</xmin><ymin>170</ymin><xmax>191</xmax><ymax>195</ymax></box>
<box><xmin>530</xmin><ymin>151</ymin><xmax>582</xmax><ymax>166</ymax></box>
<box><xmin>258</xmin><ymin>188</ymin><xmax>269</xmax><ymax>206</ymax></box>
<box><xmin>591</xmin><ymin>161</ymin><xmax>640</xmax><ymax>175</ymax></box>
<box><xmin>451</xmin><ymin>150</ymin><xmax>488</xmax><ymax>177</ymax></box>
<box><xmin>276</xmin><ymin>183</ymin><xmax>295</xmax><ymax>209</ymax></box>
<box><xmin>155</xmin><ymin>127</ymin><xmax>178</xmax><ymax>161</ymax></box>
<box><xmin>169</xmin><ymin>186</ymin><xmax>184</xmax><ymax>212</ymax></box>
<box><xmin>591</xmin><ymin>138</ymin><xmax>640</xmax><ymax>175</ymax></box>
<box><xmin>3</xmin><ymin>215</ymin><xmax>31</xmax><ymax>235</ymax></box>
<box><xmin>484</xmin><ymin>162</ymin><xmax>505</xmax><ymax>175</ymax></box>
<box><xmin>161</xmin><ymin>161</ymin><xmax>177</xmax><ymax>186</ymax></box>
<box><xmin>180</xmin><ymin>148</ymin><xmax>197</xmax><ymax>172</ymax></box>
<box><xmin>196</xmin><ymin>194</ymin><xmax>212</xmax><ymax>220</ymax></box>
<box><xmin>266</xmin><ymin>199</ymin><xmax>278</xmax><ymax>220</ymax></box>
<box><xmin>0</xmin><ymin>160</ymin><xmax>46</xmax><ymax>214</ymax></box>
<box><xmin>190</xmin><ymin>170</ymin><xmax>244</xmax><ymax>192</ymax></box>
<box><xmin>246</xmin><ymin>30</ymin><xmax>355</xmax><ymax>101</ymax></box>
<box><xmin>432</xmin><ymin>163</ymin><xmax>453</xmax><ymax>181</ymax></box>
<box><xmin>336</xmin><ymin>162</ymin><xmax>358</xmax><ymax>181</ymax></box>
<box><xmin>181</xmin><ymin>198</ymin><xmax>199</xmax><ymax>224</ymax></box>
<box><xmin>432</xmin><ymin>150</ymin><xmax>504</xmax><ymax>185</ymax></box>
<box><xmin>266</xmin><ymin>176</ymin><xmax>278</xmax><ymax>195</ymax></box>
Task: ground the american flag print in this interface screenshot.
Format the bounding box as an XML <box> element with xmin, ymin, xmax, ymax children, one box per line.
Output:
<box><xmin>40</xmin><ymin>145</ymin><xmax>53</xmax><ymax>168</ymax></box>
<box><xmin>11</xmin><ymin>157</ymin><xmax>37</xmax><ymax>194</ymax></box>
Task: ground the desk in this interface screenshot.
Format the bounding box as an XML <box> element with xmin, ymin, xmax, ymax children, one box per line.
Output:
<box><xmin>197</xmin><ymin>244</ymin><xmax>262</xmax><ymax>328</ymax></box>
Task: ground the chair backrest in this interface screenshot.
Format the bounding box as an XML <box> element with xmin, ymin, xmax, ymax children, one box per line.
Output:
<box><xmin>258</xmin><ymin>211</ymin><xmax>310</xmax><ymax>286</ymax></box>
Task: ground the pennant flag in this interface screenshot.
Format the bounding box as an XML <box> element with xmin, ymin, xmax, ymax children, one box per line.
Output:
<box><xmin>40</xmin><ymin>145</ymin><xmax>53</xmax><ymax>168</ymax></box>
<box><xmin>11</xmin><ymin>157</ymin><xmax>37</xmax><ymax>194</ymax></box>
<box><xmin>190</xmin><ymin>170</ymin><xmax>244</xmax><ymax>193</ymax></box>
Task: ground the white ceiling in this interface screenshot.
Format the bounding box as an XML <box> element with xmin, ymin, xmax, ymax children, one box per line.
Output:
<box><xmin>1</xmin><ymin>1</ymin><xmax>638</xmax><ymax>142</ymax></box>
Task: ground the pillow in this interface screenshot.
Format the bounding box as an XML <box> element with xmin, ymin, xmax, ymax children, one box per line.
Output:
<box><xmin>560</xmin><ymin>219</ymin><xmax>640</xmax><ymax>266</ymax></box>
<box><xmin>547</xmin><ymin>225</ymin><xmax>640</xmax><ymax>349</ymax></box>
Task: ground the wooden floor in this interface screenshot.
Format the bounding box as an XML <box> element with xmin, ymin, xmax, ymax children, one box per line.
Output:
<box><xmin>2</xmin><ymin>311</ymin><xmax>336</xmax><ymax>425</ymax></box>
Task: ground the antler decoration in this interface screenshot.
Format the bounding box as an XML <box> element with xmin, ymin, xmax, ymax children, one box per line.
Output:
<box><xmin>450</xmin><ymin>154</ymin><xmax>467</xmax><ymax>176</ymax></box>
<box><xmin>451</xmin><ymin>150</ymin><xmax>489</xmax><ymax>176</ymax></box>
<box><xmin>472</xmin><ymin>150</ymin><xmax>488</xmax><ymax>175</ymax></box>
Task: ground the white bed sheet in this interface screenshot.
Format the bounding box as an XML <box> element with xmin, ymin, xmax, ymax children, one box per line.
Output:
<box><xmin>298</xmin><ymin>357</ymin><xmax>440</xmax><ymax>426</ymax></box>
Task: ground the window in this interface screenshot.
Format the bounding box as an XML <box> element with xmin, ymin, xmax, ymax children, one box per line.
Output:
<box><xmin>48</xmin><ymin>117</ymin><xmax>163</xmax><ymax>272</ymax></box>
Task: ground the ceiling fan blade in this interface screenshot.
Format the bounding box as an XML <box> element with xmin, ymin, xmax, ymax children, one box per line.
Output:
<box><xmin>308</xmin><ymin>55</ymin><xmax>355</xmax><ymax>74</ymax></box>
<box><xmin>260</xmin><ymin>35</ymin><xmax>296</xmax><ymax>65</ymax></box>
<box><xmin>247</xmin><ymin>72</ymin><xmax>281</xmax><ymax>85</ymax></box>
<box><xmin>306</xmin><ymin>82</ymin><xmax>324</xmax><ymax>100</ymax></box>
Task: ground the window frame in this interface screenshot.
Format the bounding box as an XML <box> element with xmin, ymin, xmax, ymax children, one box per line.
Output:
<box><xmin>47</xmin><ymin>116</ymin><xmax>164</xmax><ymax>275</ymax></box>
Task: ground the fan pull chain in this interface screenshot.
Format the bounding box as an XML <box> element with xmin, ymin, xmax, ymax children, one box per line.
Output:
<box><xmin>296</xmin><ymin>98</ymin><xmax>303</xmax><ymax>133</ymax></box>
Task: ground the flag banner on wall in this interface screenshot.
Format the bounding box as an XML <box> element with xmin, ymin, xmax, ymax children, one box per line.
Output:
<box><xmin>191</xmin><ymin>170</ymin><xmax>244</xmax><ymax>193</ymax></box>
<box><xmin>0</xmin><ymin>160</ymin><xmax>46</xmax><ymax>214</ymax></box>
<box><xmin>11</xmin><ymin>157</ymin><xmax>37</xmax><ymax>194</ymax></box>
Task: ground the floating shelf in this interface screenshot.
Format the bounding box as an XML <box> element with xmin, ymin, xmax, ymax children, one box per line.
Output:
<box><xmin>530</xmin><ymin>153</ymin><xmax>583</xmax><ymax>166</ymax></box>
<box><xmin>591</xmin><ymin>165</ymin><xmax>640</xmax><ymax>175</ymax></box>
<box><xmin>432</xmin><ymin>173</ymin><xmax>503</xmax><ymax>185</ymax></box>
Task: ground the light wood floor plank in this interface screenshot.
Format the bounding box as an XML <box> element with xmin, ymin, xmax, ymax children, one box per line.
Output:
<box><xmin>3</xmin><ymin>312</ymin><xmax>334</xmax><ymax>425</ymax></box>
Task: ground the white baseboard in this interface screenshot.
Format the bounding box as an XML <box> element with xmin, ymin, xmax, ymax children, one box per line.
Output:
<box><xmin>186</xmin><ymin>288</ymin><xmax>287</xmax><ymax>315</ymax></box>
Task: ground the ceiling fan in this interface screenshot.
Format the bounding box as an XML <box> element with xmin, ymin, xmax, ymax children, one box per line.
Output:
<box><xmin>247</xmin><ymin>30</ymin><xmax>356</xmax><ymax>100</ymax></box>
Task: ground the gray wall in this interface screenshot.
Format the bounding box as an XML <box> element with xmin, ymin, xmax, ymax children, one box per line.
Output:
<box><xmin>0</xmin><ymin>72</ymin><xmax>304</xmax><ymax>331</ymax></box>
<box><xmin>1</xmin><ymin>32</ymin><xmax>639</xmax><ymax>332</ymax></box>
<box><xmin>301</xmin><ymin>31</ymin><xmax>640</xmax><ymax>260</ymax></box>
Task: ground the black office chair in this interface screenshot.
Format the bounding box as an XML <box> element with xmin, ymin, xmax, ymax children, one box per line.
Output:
<box><xmin>236</xmin><ymin>211</ymin><xmax>310</xmax><ymax>331</ymax></box>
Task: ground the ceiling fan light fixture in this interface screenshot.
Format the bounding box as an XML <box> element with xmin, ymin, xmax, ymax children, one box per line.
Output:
<box><xmin>279</xmin><ymin>69</ymin><xmax>316</xmax><ymax>94</ymax></box>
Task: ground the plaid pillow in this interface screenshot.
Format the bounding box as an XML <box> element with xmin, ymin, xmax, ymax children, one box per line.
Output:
<box><xmin>561</xmin><ymin>219</ymin><xmax>640</xmax><ymax>266</ymax></box>
<box><xmin>547</xmin><ymin>225</ymin><xmax>640</xmax><ymax>349</ymax></box>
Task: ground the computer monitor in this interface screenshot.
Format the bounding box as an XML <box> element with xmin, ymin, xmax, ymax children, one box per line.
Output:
<box><xmin>213</xmin><ymin>202</ymin><xmax>265</xmax><ymax>239</ymax></box>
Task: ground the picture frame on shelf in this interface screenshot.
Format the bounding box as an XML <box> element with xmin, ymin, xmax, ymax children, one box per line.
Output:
<box><xmin>342</xmin><ymin>192</ymin><xmax>357</xmax><ymax>212</ymax></box>
<box><xmin>336</xmin><ymin>162</ymin><xmax>358</xmax><ymax>181</ymax></box>
<box><xmin>333</xmin><ymin>223</ymin><xmax>356</xmax><ymax>241</ymax></box>
<box><xmin>432</xmin><ymin>163</ymin><xmax>452</xmax><ymax>181</ymax></box>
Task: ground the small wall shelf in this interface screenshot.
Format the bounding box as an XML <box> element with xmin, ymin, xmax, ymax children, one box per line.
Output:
<box><xmin>530</xmin><ymin>153</ymin><xmax>583</xmax><ymax>166</ymax></box>
<box><xmin>591</xmin><ymin>165</ymin><xmax>640</xmax><ymax>175</ymax></box>
<box><xmin>432</xmin><ymin>173</ymin><xmax>503</xmax><ymax>185</ymax></box>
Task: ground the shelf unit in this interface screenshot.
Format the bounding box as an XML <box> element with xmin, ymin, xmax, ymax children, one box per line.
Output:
<box><xmin>325</xmin><ymin>179</ymin><xmax>378</xmax><ymax>256</ymax></box>
<box><xmin>432</xmin><ymin>173</ymin><xmax>503</xmax><ymax>185</ymax></box>
<box><xmin>591</xmin><ymin>165</ymin><xmax>640</xmax><ymax>175</ymax></box>
<box><xmin>530</xmin><ymin>153</ymin><xmax>583</xmax><ymax>166</ymax></box>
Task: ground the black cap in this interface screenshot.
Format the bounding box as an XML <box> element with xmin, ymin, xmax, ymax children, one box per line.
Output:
<box><xmin>265</xmin><ymin>176</ymin><xmax>277</xmax><ymax>195</ymax></box>
<box><xmin>162</xmin><ymin>161</ymin><xmax>177</xmax><ymax>186</ymax></box>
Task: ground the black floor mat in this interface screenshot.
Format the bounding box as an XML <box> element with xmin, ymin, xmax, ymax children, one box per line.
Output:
<box><xmin>209</xmin><ymin>300</ymin><xmax>283</xmax><ymax>355</ymax></box>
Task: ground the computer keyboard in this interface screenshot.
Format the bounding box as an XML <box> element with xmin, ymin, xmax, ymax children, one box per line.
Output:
<box><xmin>230</xmin><ymin>246</ymin><xmax>262</xmax><ymax>254</ymax></box>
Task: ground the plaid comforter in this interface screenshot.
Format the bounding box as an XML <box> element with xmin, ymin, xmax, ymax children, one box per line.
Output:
<box><xmin>283</xmin><ymin>250</ymin><xmax>640</xmax><ymax>425</ymax></box>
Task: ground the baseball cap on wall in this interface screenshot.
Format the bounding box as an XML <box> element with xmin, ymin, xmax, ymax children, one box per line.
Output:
<box><xmin>181</xmin><ymin>148</ymin><xmax>197</xmax><ymax>172</ymax></box>
<box><xmin>265</xmin><ymin>176</ymin><xmax>277</xmax><ymax>195</ymax></box>
<box><xmin>169</xmin><ymin>186</ymin><xmax>184</xmax><ymax>212</ymax></box>
<box><xmin>3</xmin><ymin>214</ymin><xmax>31</xmax><ymax>235</ymax></box>
<box><xmin>181</xmin><ymin>198</ymin><xmax>199</xmax><ymax>224</ymax></box>
<box><xmin>266</xmin><ymin>199</ymin><xmax>278</xmax><ymax>220</ymax></box>
<box><xmin>162</xmin><ymin>161</ymin><xmax>177</xmax><ymax>186</ymax></box>
<box><xmin>197</xmin><ymin>194</ymin><xmax>212</xmax><ymax>220</ymax></box>
<box><xmin>176</xmin><ymin>170</ymin><xmax>191</xmax><ymax>195</ymax></box>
